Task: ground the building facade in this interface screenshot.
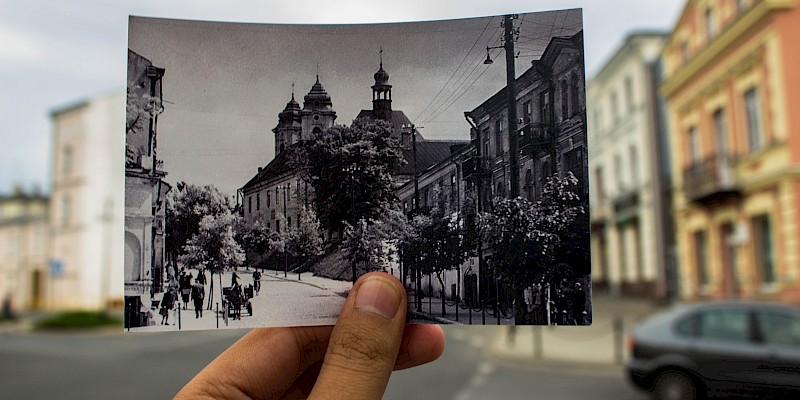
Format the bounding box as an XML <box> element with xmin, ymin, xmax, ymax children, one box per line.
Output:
<box><xmin>51</xmin><ymin>90</ymin><xmax>127</xmax><ymax>310</ymax></box>
<box><xmin>0</xmin><ymin>188</ymin><xmax>49</xmax><ymax>311</ymax></box>
<box><xmin>587</xmin><ymin>32</ymin><xmax>671</xmax><ymax>299</ymax></box>
<box><xmin>124</xmin><ymin>50</ymin><xmax>170</xmax><ymax>298</ymax></box>
<box><xmin>661</xmin><ymin>0</ymin><xmax>800</xmax><ymax>301</ymax></box>
<box><xmin>396</xmin><ymin>31</ymin><xmax>589</xmax><ymax>317</ymax></box>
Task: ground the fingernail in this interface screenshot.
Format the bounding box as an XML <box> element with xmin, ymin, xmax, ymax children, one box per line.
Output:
<box><xmin>355</xmin><ymin>277</ymin><xmax>401</xmax><ymax>319</ymax></box>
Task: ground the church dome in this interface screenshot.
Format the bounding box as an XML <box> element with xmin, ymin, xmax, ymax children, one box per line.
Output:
<box><xmin>303</xmin><ymin>75</ymin><xmax>333</xmax><ymax>110</ymax></box>
<box><xmin>282</xmin><ymin>94</ymin><xmax>300</xmax><ymax>112</ymax></box>
<box><xmin>374</xmin><ymin>64</ymin><xmax>390</xmax><ymax>87</ymax></box>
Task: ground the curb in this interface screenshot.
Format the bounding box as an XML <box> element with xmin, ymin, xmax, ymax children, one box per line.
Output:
<box><xmin>409</xmin><ymin>310</ymin><xmax>461</xmax><ymax>324</ymax></box>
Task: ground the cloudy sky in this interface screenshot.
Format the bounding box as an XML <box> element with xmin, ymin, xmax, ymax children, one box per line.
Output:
<box><xmin>0</xmin><ymin>0</ymin><xmax>685</xmax><ymax>196</ymax></box>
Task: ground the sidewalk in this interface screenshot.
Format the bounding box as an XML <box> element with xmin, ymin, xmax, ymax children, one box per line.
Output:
<box><xmin>488</xmin><ymin>294</ymin><xmax>667</xmax><ymax>365</ymax></box>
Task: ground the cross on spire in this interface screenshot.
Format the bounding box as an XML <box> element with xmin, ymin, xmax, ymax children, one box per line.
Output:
<box><xmin>316</xmin><ymin>63</ymin><xmax>320</xmax><ymax>82</ymax></box>
<box><xmin>291</xmin><ymin>81</ymin><xmax>295</xmax><ymax>100</ymax></box>
<box><xmin>379</xmin><ymin>47</ymin><xmax>383</xmax><ymax>68</ymax></box>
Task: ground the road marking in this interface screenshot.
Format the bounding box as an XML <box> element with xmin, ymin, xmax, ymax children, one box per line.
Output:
<box><xmin>451</xmin><ymin>361</ymin><xmax>495</xmax><ymax>400</ymax></box>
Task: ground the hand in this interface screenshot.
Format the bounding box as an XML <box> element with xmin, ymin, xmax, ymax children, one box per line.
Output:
<box><xmin>175</xmin><ymin>272</ymin><xmax>446</xmax><ymax>399</ymax></box>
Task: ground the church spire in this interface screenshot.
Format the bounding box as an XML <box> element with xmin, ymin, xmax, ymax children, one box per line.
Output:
<box><xmin>372</xmin><ymin>48</ymin><xmax>392</xmax><ymax>118</ymax></box>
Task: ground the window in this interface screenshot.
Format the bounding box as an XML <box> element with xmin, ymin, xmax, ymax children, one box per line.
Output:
<box><xmin>614</xmin><ymin>154</ymin><xmax>624</xmax><ymax>191</ymax></box>
<box><xmin>561</xmin><ymin>79</ymin><xmax>569</xmax><ymax>120</ymax></box>
<box><xmin>523</xmin><ymin>101</ymin><xmax>531</xmax><ymax>125</ymax></box>
<box><xmin>564</xmin><ymin>147</ymin><xmax>585</xmax><ymax>194</ymax></box>
<box><xmin>713</xmin><ymin>108</ymin><xmax>728</xmax><ymax>155</ymax></box>
<box><xmin>256</xmin><ymin>194</ymin><xmax>260</xmax><ymax>211</ymax></box>
<box><xmin>62</xmin><ymin>145</ymin><xmax>73</xmax><ymax>175</ymax></box>
<box><xmin>271</xmin><ymin>209</ymin><xmax>276</xmax><ymax>219</ymax></box>
<box><xmin>680</xmin><ymin>41</ymin><xmax>690</xmax><ymax>64</ymax></box>
<box><xmin>287</xmin><ymin>216</ymin><xmax>292</xmax><ymax>228</ymax></box>
<box><xmin>267</xmin><ymin>192</ymin><xmax>271</xmax><ymax>208</ymax></box>
<box><xmin>496</xmin><ymin>181</ymin><xmax>505</xmax><ymax>199</ymax></box>
<box><xmin>698</xmin><ymin>309</ymin><xmax>750</xmax><ymax>343</ymax></box>
<box><xmin>61</xmin><ymin>195</ymin><xmax>71</xmax><ymax>227</ymax></box>
<box><xmin>629</xmin><ymin>145</ymin><xmax>639</xmax><ymax>187</ymax></box>
<box><xmin>736</xmin><ymin>0</ymin><xmax>747</xmax><ymax>14</ymax></box>
<box><xmin>694</xmin><ymin>230</ymin><xmax>709</xmax><ymax>287</ymax></box>
<box><xmin>571</xmin><ymin>73</ymin><xmax>580</xmax><ymax>114</ymax></box>
<box><xmin>610</xmin><ymin>90</ymin><xmax>619</xmax><ymax>122</ymax></box>
<box><xmin>482</xmin><ymin>129</ymin><xmax>490</xmax><ymax>157</ymax></box>
<box><xmin>594</xmin><ymin>166</ymin><xmax>605</xmax><ymax>202</ymax></box>
<box><xmin>624</xmin><ymin>76</ymin><xmax>634</xmax><ymax>112</ymax></box>
<box><xmin>757</xmin><ymin>312</ymin><xmax>800</xmax><ymax>348</ymax></box>
<box><xmin>744</xmin><ymin>87</ymin><xmax>763</xmax><ymax>152</ymax></box>
<box><xmin>688</xmin><ymin>126</ymin><xmax>701</xmax><ymax>164</ymax></box>
<box><xmin>753</xmin><ymin>215</ymin><xmax>775</xmax><ymax>284</ymax></box>
<box><xmin>276</xmin><ymin>220</ymin><xmax>281</xmax><ymax>233</ymax></box>
<box><xmin>705</xmin><ymin>7</ymin><xmax>716</xmax><ymax>40</ymax></box>
<box><xmin>525</xmin><ymin>169</ymin><xmax>533</xmax><ymax>201</ymax></box>
<box><xmin>248</xmin><ymin>196</ymin><xmax>252</xmax><ymax>214</ymax></box>
<box><xmin>495</xmin><ymin>119</ymin><xmax>503</xmax><ymax>156</ymax></box>
<box><xmin>539</xmin><ymin>91</ymin><xmax>550</xmax><ymax>125</ymax></box>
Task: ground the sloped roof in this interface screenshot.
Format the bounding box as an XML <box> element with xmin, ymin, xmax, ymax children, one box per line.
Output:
<box><xmin>241</xmin><ymin>147</ymin><xmax>297</xmax><ymax>191</ymax></box>
<box><xmin>355</xmin><ymin>109</ymin><xmax>419</xmax><ymax>138</ymax></box>
<box><xmin>396</xmin><ymin>140</ymin><xmax>469</xmax><ymax>176</ymax></box>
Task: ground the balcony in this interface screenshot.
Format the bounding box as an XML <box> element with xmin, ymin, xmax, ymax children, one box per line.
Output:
<box><xmin>612</xmin><ymin>190</ymin><xmax>640</xmax><ymax>225</ymax></box>
<box><xmin>683</xmin><ymin>154</ymin><xmax>741</xmax><ymax>205</ymax></box>
<box><xmin>519</xmin><ymin>122</ymin><xmax>553</xmax><ymax>153</ymax></box>
<box><xmin>461</xmin><ymin>156</ymin><xmax>491</xmax><ymax>181</ymax></box>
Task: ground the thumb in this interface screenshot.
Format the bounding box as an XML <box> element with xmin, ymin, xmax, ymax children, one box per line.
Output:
<box><xmin>309</xmin><ymin>272</ymin><xmax>407</xmax><ymax>400</ymax></box>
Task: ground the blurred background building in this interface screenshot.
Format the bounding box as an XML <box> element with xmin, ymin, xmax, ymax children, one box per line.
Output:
<box><xmin>587</xmin><ymin>32</ymin><xmax>673</xmax><ymax>300</ymax></box>
<box><xmin>49</xmin><ymin>91</ymin><xmax>126</xmax><ymax>310</ymax></box>
<box><xmin>661</xmin><ymin>0</ymin><xmax>800</xmax><ymax>302</ymax></box>
<box><xmin>0</xmin><ymin>187</ymin><xmax>49</xmax><ymax>311</ymax></box>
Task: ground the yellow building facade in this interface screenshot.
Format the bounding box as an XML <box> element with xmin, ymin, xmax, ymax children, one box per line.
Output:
<box><xmin>662</xmin><ymin>0</ymin><xmax>800</xmax><ymax>302</ymax></box>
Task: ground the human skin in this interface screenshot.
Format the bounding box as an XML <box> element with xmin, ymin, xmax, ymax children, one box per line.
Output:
<box><xmin>175</xmin><ymin>272</ymin><xmax>446</xmax><ymax>400</ymax></box>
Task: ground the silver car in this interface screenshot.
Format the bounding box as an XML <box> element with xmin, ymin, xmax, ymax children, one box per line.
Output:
<box><xmin>627</xmin><ymin>302</ymin><xmax>800</xmax><ymax>399</ymax></box>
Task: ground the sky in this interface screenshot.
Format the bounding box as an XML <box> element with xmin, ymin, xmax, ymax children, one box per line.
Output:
<box><xmin>0</xmin><ymin>0</ymin><xmax>686</xmax><ymax>196</ymax></box>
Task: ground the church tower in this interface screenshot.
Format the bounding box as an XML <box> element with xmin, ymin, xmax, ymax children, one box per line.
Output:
<box><xmin>300</xmin><ymin>74</ymin><xmax>337</xmax><ymax>137</ymax></box>
<box><xmin>272</xmin><ymin>89</ymin><xmax>302</xmax><ymax>156</ymax></box>
<box><xmin>371</xmin><ymin>49</ymin><xmax>392</xmax><ymax>120</ymax></box>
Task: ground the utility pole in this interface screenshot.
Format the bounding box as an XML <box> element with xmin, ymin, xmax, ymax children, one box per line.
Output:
<box><xmin>504</xmin><ymin>14</ymin><xmax>520</xmax><ymax>199</ymax></box>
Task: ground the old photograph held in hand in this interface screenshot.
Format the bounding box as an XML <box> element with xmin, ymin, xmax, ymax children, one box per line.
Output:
<box><xmin>123</xmin><ymin>9</ymin><xmax>591</xmax><ymax>331</ymax></box>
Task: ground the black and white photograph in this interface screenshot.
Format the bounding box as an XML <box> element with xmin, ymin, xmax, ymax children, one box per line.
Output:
<box><xmin>124</xmin><ymin>9</ymin><xmax>591</xmax><ymax>331</ymax></box>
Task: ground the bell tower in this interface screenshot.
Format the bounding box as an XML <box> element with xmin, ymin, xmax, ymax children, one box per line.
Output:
<box><xmin>272</xmin><ymin>85</ymin><xmax>302</xmax><ymax>156</ymax></box>
<box><xmin>300</xmin><ymin>72</ymin><xmax>337</xmax><ymax>137</ymax></box>
<box><xmin>372</xmin><ymin>48</ymin><xmax>392</xmax><ymax>120</ymax></box>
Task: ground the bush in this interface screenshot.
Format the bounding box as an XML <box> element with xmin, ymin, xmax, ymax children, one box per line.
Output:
<box><xmin>34</xmin><ymin>311</ymin><xmax>121</xmax><ymax>330</ymax></box>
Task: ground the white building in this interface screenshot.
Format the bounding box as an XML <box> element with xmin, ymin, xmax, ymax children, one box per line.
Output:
<box><xmin>50</xmin><ymin>91</ymin><xmax>126</xmax><ymax>309</ymax></box>
<box><xmin>587</xmin><ymin>32</ymin><xmax>671</xmax><ymax>299</ymax></box>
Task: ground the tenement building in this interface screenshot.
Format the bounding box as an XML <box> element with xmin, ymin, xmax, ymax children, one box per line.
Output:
<box><xmin>661</xmin><ymin>0</ymin><xmax>800</xmax><ymax>301</ymax></box>
<box><xmin>587</xmin><ymin>32</ymin><xmax>672</xmax><ymax>299</ymax></box>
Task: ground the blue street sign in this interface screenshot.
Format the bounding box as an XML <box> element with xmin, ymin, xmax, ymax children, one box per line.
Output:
<box><xmin>50</xmin><ymin>260</ymin><xmax>63</xmax><ymax>279</ymax></box>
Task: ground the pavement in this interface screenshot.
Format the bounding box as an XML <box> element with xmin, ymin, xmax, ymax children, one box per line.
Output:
<box><xmin>488</xmin><ymin>293</ymin><xmax>667</xmax><ymax>365</ymax></box>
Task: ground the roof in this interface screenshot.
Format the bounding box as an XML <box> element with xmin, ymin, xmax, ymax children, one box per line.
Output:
<box><xmin>241</xmin><ymin>147</ymin><xmax>297</xmax><ymax>192</ymax></box>
<box><xmin>355</xmin><ymin>109</ymin><xmax>416</xmax><ymax>137</ymax></box>
<box><xmin>395</xmin><ymin>140</ymin><xmax>469</xmax><ymax>176</ymax></box>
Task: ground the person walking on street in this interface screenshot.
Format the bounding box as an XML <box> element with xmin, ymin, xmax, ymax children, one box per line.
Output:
<box><xmin>252</xmin><ymin>269</ymin><xmax>262</xmax><ymax>295</ymax></box>
<box><xmin>180</xmin><ymin>271</ymin><xmax>192</xmax><ymax>310</ymax></box>
<box><xmin>191</xmin><ymin>278</ymin><xmax>205</xmax><ymax>318</ymax></box>
<box><xmin>160</xmin><ymin>288</ymin><xmax>176</xmax><ymax>325</ymax></box>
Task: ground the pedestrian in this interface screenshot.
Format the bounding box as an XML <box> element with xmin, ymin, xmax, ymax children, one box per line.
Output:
<box><xmin>191</xmin><ymin>278</ymin><xmax>205</xmax><ymax>318</ymax></box>
<box><xmin>231</xmin><ymin>271</ymin><xmax>240</xmax><ymax>287</ymax></box>
<box><xmin>572</xmin><ymin>282</ymin><xmax>586</xmax><ymax>325</ymax></box>
<box><xmin>180</xmin><ymin>272</ymin><xmax>192</xmax><ymax>309</ymax></box>
<box><xmin>160</xmin><ymin>288</ymin><xmax>175</xmax><ymax>325</ymax></box>
<box><xmin>252</xmin><ymin>269</ymin><xmax>262</xmax><ymax>295</ymax></box>
<box><xmin>175</xmin><ymin>273</ymin><xmax>445</xmax><ymax>400</ymax></box>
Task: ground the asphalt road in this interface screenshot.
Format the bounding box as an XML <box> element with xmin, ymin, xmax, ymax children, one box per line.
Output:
<box><xmin>0</xmin><ymin>326</ymin><xmax>648</xmax><ymax>399</ymax></box>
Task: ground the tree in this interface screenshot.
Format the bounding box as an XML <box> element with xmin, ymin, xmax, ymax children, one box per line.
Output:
<box><xmin>179</xmin><ymin>209</ymin><xmax>244</xmax><ymax>308</ymax></box>
<box><xmin>238</xmin><ymin>220</ymin><xmax>283</xmax><ymax>269</ymax></box>
<box><xmin>400</xmin><ymin>209</ymin><xmax>472</xmax><ymax>316</ymax></box>
<box><xmin>165</xmin><ymin>182</ymin><xmax>231</xmax><ymax>275</ymax></box>
<box><xmin>286</xmin><ymin>207</ymin><xmax>324</xmax><ymax>280</ymax></box>
<box><xmin>480</xmin><ymin>172</ymin><xmax>584</xmax><ymax>324</ymax></box>
<box><xmin>297</xmin><ymin>118</ymin><xmax>404</xmax><ymax>235</ymax></box>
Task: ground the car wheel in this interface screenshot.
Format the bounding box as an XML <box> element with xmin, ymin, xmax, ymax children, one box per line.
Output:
<box><xmin>653</xmin><ymin>370</ymin><xmax>697</xmax><ymax>400</ymax></box>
